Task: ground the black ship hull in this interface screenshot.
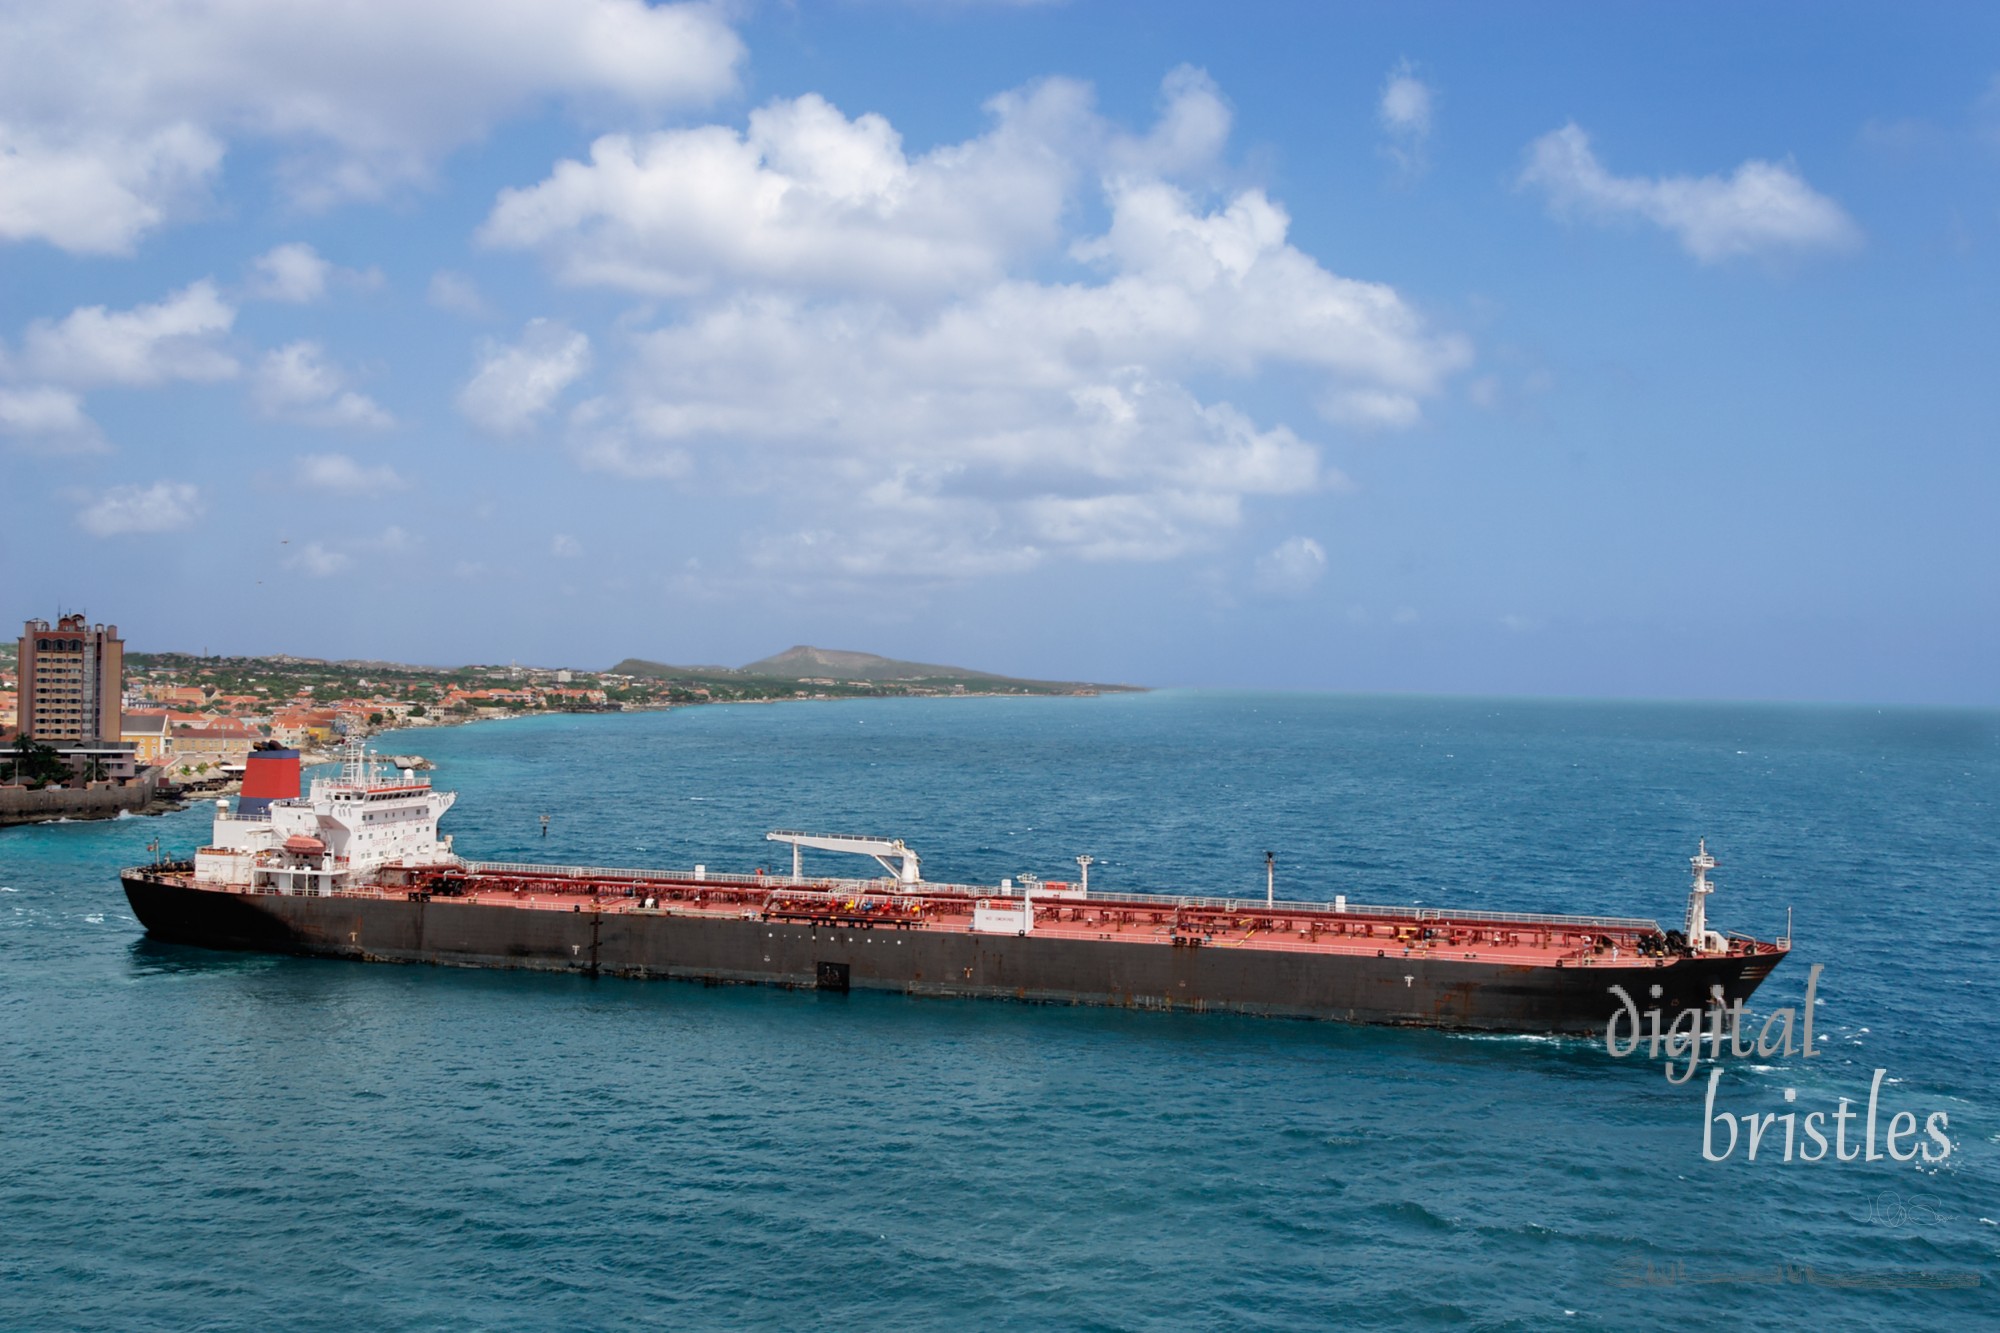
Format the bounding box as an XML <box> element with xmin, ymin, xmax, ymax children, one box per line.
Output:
<box><xmin>122</xmin><ymin>873</ymin><xmax>1782</xmax><ymax>1034</ymax></box>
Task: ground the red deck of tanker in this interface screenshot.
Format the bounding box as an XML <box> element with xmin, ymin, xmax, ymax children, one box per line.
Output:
<box><xmin>350</xmin><ymin>859</ymin><xmax>1773</xmax><ymax>972</ymax></box>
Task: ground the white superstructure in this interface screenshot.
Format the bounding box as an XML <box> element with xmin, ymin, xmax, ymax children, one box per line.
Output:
<box><xmin>194</xmin><ymin>744</ymin><xmax>456</xmax><ymax>895</ymax></box>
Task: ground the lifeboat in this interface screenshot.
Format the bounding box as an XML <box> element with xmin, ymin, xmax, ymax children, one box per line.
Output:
<box><xmin>283</xmin><ymin>834</ymin><xmax>326</xmax><ymax>855</ymax></box>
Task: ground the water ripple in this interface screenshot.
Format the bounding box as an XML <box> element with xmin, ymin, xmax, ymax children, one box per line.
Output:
<box><xmin>0</xmin><ymin>694</ymin><xmax>1993</xmax><ymax>1330</ymax></box>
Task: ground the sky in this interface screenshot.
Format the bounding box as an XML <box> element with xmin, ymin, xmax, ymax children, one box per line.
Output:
<box><xmin>3</xmin><ymin>1</ymin><xmax>1996</xmax><ymax>705</ymax></box>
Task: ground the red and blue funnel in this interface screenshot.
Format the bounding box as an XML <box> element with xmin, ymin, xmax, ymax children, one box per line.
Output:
<box><xmin>238</xmin><ymin>747</ymin><xmax>301</xmax><ymax>817</ymax></box>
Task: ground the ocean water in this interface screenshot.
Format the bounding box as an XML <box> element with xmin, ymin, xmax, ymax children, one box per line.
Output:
<box><xmin>2</xmin><ymin>692</ymin><xmax>1994</xmax><ymax>1330</ymax></box>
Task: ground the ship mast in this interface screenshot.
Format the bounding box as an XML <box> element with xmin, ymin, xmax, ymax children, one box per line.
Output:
<box><xmin>1684</xmin><ymin>839</ymin><xmax>1717</xmax><ymax>947</ymax></box>
<box><xmin>338</xmin><ymin>735</ymin><xmax>376</xmax><ymax>787</ymax></box>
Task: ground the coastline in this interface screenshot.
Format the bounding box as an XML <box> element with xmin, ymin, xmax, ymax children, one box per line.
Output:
<box><xmin>350</xmin><ymin>685</ymin><xmax>1132</xmax><ymax>745</ymax></box>
<box><xmin>1</xmin><ymin>689</ymin><xmax>1125</xmax><ymax>831</ymax></box>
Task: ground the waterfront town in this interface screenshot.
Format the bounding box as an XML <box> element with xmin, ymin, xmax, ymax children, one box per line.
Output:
<box><xmin>1</xmin><ymin>614</ymin><xmax>1121</xmax><ymax>826</ymax></box>
<box><xmin>0</xmin><ymin>614</ymin><xmax>626</xmax><ymax>824</ymax></box>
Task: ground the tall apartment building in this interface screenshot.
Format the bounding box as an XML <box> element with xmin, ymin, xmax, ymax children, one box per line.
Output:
<box><xmin>18</xmin><ymin>615</ymin><xmax>124</xmax><ymax>743</ymax></box>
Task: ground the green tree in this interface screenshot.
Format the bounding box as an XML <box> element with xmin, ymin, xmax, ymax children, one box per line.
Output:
<box><xmin>4</xmin><ymin>737</ymin><xmax>68</xmax><ymax>787</ymax></box>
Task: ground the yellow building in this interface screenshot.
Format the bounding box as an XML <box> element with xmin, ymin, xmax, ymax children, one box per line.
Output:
<box><xmin>120</xmin><ymin>712</ymin><xmax>172</xmax><ymax>766</ymax></box>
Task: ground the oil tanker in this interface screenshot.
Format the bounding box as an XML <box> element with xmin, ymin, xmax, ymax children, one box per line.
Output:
<box><xmin>121</xmin><ymin>745</ymin><xmax>1789</xmax><ymax>1033</ymax></box>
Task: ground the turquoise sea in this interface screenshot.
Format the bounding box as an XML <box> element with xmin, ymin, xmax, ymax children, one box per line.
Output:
<box><xmin>2</xmin><ymin>692</ymin><xmax>1995</xmax><ymax>1329</ymax></box>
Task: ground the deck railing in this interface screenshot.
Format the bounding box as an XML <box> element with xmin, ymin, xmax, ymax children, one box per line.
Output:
<box><xmin>453</xmin><ymin>859</ymin><xmax>1660</xmax><ymax>932</ymax></box>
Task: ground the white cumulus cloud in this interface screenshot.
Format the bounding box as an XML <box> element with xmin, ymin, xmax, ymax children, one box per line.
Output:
<box><xmin>23</xmin><ymin>280</ymin><xmax>238</xmax><ymax>386</ymax></box>
<box><xmin>287</xmin><ymin>541</ymin><xmax>352</xmax><ymax>577</ymax></box>
<box><xmin>483</xmin><ymin>79</ymin><xmax>1098</xmax><ymax>301</ymax></box>
<box><xmin>485</xmin><ymin>68</ymin><xmax>1468</xmax><ymax>582</ymax></box>
<box><xmin>0</xmin><ymin>0</ymin><xmax>745</xmax><ymax>253</ymax></box>
<box><xmin>75</xmin><ymin>481</ymin><xmax>202</xmax><ymax>535</ymax></box>
<box><xmin>293</xmin><ymin>452</ymin><xmax>407</xmax><ymax>496</ymax></box>
<box><xmin>0</xmin><ymin>123</ymin><xmax>221</xmax><ymax>255</ymax></box>
<box><xmin>458</xmin><ymin>319</ymin><xmax>591</xmax><ymax>435</ymax></box>
<box><xmin>254</xmin><ymin>342</ymin><xmax>393</xmax><ymax>429</ymax></box>
<box><xmin>243</xmin><ymin>243</ymin><xmax>381</xmax><ymax>301</ymax></box>
<box><xmin>1378</xmin><ymin>60</ymin><xmax>1432</xmax><ymax>179</ymax></box>
<box><xmin>1519</xmin><ymin>123</ymin><xmax>1861</xmax><ymax>262</ymax></box>
<box><xmin>559</xmin><ymin>178</ymin><xmax>1462</xmax><ymax>573</ymax></box>
<box><xmin>245</xmin><ymin>243</ymin><xmax>332</xmax><ymax>303</ymax></box>
<box><xmin>1253</xmin><ymin>536</ymin><xmax>1327</xmax><ymax>597</ymax></box>
<box><xmin>0</xmin><ymin>385</ymin><xmax>104</xmax><ymax>453</ymax></box>
<box><xmin>284</xmin><ymin>526</ymin><xmax>415</xmax><ymax>576</ymax></box>
<box><xmin>577</xmin><ymin>287</ymin><xmax>1342</xmax><ymax>568</ymax></box>
<box><xmin>551</xmin><ymin>533</ymin><xmax>583</xmax><ymax>558</ymax></box>
<box><xmin>1104</xmin><ymin>65</ymin><xmax>1233</xmax><ymax>180</ymax></box>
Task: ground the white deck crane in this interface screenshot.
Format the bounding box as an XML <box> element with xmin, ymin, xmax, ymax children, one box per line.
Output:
<box><xmin>766</xmin><ymin>830</ymin><xmax>923</xmax><ymax>886</ymax></box>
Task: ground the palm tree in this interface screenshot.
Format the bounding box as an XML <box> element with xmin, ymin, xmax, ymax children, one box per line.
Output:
<box><xmin>4</xmin><ymin>737</ymin><xmax>67</xmax><ymax>787</ymax></box>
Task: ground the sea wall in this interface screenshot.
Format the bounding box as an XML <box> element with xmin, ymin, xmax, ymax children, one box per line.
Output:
<box><xmin>0</xmin><ymin>776</ymin><xmax>163</xmax><ymax>827</ymax></box>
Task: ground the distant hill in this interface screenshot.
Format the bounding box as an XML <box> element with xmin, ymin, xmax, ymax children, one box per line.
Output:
<box><xmin>738</xmin><ymin>645</ymin><xmax>1013</xmax><ymax>682</ymax></box>
<box><xmin>609</xmin><ymin>645</ymin><xmax>1136</xmax><ymax>695</ymax></box>
<box><xmin>605</xmin><ymin>659</ymin><xmax>740</xmax><ymax>678</ymax></box>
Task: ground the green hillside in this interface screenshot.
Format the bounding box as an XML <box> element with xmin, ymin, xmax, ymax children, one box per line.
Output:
<box><xmin>609</xmin><ymin>645</ymin><xmax>1134</xmax><ymax>696</ymax></box>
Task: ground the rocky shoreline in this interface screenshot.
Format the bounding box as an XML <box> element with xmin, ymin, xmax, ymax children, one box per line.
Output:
<box><xmin>0</xmin><ymin>778</ymin><xmax>183</xmax><ymax>828</ymax></box>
